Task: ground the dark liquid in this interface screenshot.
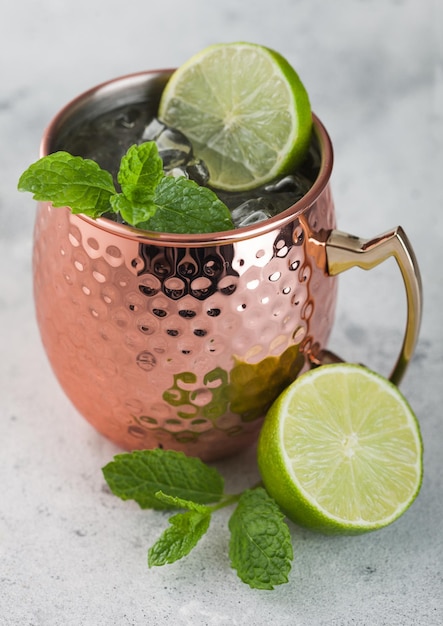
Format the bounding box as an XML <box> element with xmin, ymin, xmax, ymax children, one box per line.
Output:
<box><xmin>55</xmin><ymin>101</ymin><xmax>321</xmax><ymax>228</ymax></box>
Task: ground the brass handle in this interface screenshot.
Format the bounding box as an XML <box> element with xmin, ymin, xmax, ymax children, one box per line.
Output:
<box><xmin>322</xmin><ymin>226</ymin><xmax>422</xmax><ymax>385</ymax></box>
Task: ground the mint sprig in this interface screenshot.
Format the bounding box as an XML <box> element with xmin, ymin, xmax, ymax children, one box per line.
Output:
<box><xmin>229</xmin><ymin>487</ymin><xmax>293</xmax><ymax>590</ymax></box>
<box><xmin>142</xmin><ymin>175</ymin><xmax>233</xmax><ymax>234</ymax></box>
<box><xmin>102</xmin><ymin>448</ymin><xmax>224</xmax><ymax>510</ymax></box>
<box><xmin>102</xmin><ymin>449</ymin><xmax>294</xmax><ymax>590</ymax></box>
<box><xmin>17</xmin><ymin>152</ymin><xmax>116</xmax><ymax>218</ymax></box>
<box><xmin>118</xmin><ymin>141</ymin><xmax>164</xmax><ymax>206</ymax></box>
<box><xmin>18</xmin><ymin>142</ymin><xmax>234</xmax><ymax>234</ymax></box>
<box><xmin>148</xmin><ymin>508</ymin><xmax>212</xmax><ymax>567</ymax></box>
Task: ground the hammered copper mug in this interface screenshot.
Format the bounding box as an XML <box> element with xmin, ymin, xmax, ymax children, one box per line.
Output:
<box><xmin>32</xmin><ymin>70</ymin><xmax>422</xmax><ymax>461</ymax></box>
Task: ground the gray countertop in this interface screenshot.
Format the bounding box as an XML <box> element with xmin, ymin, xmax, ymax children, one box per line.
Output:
<box><xmin>1</xmin><ymin>1</ymin><xmax>442</xmax><ymax>624</ymax></box>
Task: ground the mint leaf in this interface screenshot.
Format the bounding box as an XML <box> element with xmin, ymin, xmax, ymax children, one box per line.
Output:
<box><xmin>102</xmin><ymin>449</ymin><xmax>224</xmax><ymax>510</ymax></box>
<box><xmin>18</xmin><ymin>143</ymin><xmax>234</xmax><ymax>234</ymax></box>
<box><xmin>154</xmin><ymin>491</ymin><xmax>210</xmax><ymax>513</ymax></box>
<box><xmin>103</xmin><ymin>450</ymin><xmax>295</xmax><ymax>589</ymax></box>
<box><xmin>114</xmin><ymin>141</ymin><xmax>233</xmax><ymax>232</ymax></box>
<box><xmin>118</xmin><ymin>142</ymin><xmax>163</xmax><ymax>206</ymax></box>
<box><xmin>110</xmin><ymin>193</ymin><xmax>157</xmax><ymax>226</ymax></box>
<box><xmin>148</xmin><ymin>509</ymin><xmax>211</xmax><ymax>566</ymax></box>
<box><xmin>228</xmin><ymin>487</ymin><xmax>293</xmax><ymax>590</ymax></box>
<box><xmin>17</xmin><ymin>151</ymin><xmax>116</xmax><ymax>218</ymax></box>
<box><xmin>139</xmin><ymin>175</ymin><xmax>234</xmax><ymax>233</ymax></box>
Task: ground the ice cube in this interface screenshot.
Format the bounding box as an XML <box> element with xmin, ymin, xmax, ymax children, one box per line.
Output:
<box><xmin>233</xmin><ymin>208</ymin><xmax>271</xmax><ymax>227</ymax></box>
<box><xmin>160</xmin><ymin>149</ymin><xmax>191</xmax><ymax>169</ymax></box>
<box><xmin>142</xmin><ymin>118</ymin><xmax>193</xmax><ymax>167</ymax></box>
<box><xmin>231</xmin><ymin>199</ymin><xmax>274</xmax><ymax>227</ymax></box>
<box><xmin>264</xmin><ymin>173</ymin><xmax>312</xmax><ymax>195</ymax></box>
<box><xmin>186</xmin><ymin>159</ymin><xmax>210</xmax><ymax>186</ymax></box>
<box><xmin>141</xmin><ymin>118</ymin><xmax>167</xmax><ymax>141</ymax></box>
<box><xmin>155</xmin><ymin>127</ymin><xmax>193</xmax><ymax>157</ymax></box>
<box><xmin>166</xmin><ymin>167</ymin><xmax>189</xmax><ymax>179</ymax></box>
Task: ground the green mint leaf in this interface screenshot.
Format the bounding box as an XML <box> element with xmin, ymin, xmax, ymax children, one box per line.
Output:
<box><xmin>102</xmin><ymin>449</ymin><xmax>224</xmax><ymax>510</ymax></box>
<box><xmin>148</xmin><ymin>509</ymin><xmax>211</xmax><ymax>566</ymax></box>
<box><xmin>18</xmin><ymin>143</ymin><xmax>235</xmax><ymax>234</ymax></box>
<box><xmin>154</xmin><ymin>491</ymin><xmax>210</xmax><ymax>513</ymax></box>
<box><xmin>110</xmin><ymin>193</ymin><xmax>157</xmax><ymax>226</ymax></box>
<box><xmin>138</xmin><ymin>175</ymin><xmax>234</xmax><ymax>234</ymax></box>
<box><xmin>17</xmin><ymin>151</ymin><xmax>116</xmax><ymax>218</ymax></box>
<box><xmin>228</xmin><ymin>487</ymin><xmax>293</xmax><ymax>590</ymax></box>
<box><xmin>118</xmin><ymin>142</ymin><xmax>164</xmax><ymax>206</ymax></box>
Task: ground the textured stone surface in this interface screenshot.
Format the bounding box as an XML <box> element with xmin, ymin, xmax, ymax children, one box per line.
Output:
<box><xmin>1</xmin><ymin>0</ymin><xmax>442</xmax><ymax>624</ymax></box>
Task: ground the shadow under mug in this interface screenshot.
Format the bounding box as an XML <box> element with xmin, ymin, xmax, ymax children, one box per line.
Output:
<box><xmin>32</xmin><ymin>70</ymin><xmax>423</xmax><ymax>461</ymax></box>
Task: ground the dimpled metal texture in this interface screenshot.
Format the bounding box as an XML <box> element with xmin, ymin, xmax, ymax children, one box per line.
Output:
<box><xmin>33</xmin><ymin>190</ymin><xmax>336</xmax><ymax>461</ymax></box>
<box><xmin>32</xmin><ymin>70</ymin><xmax>337</xmax><ymax>461</ymax></box>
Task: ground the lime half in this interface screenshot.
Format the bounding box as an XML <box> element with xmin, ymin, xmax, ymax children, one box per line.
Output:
<box><xmin>257</xmin><ymin>364</ymin><xmax>423</xmax><ymax>534</ymax></box>
<box><xmin>158</xmin><ymin>42</ymin><xmax>312</xmax><ymax>191</ymax></box>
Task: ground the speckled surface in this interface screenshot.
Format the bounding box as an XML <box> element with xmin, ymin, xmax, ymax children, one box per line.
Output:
<box><xmin>1</xmin><ymin>1</ymin><xmax>442</xmax><ymax>624</ymax></box>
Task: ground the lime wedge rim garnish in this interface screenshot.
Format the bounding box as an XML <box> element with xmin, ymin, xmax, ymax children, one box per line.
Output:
<box><xmin>158</xmin><ymin>42</ymin><xmax>312</xmax><ymax>192</ymax></box>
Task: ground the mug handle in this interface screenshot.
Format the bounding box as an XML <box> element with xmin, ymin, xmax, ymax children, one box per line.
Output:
<box><xmin>309</xmin><ymin>226</ymin><xmax>423</xmax><ymax>386</ymax></box>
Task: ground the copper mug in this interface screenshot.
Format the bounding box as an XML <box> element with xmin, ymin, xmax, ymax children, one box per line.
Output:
<box><xmin>32</xmin><ymin>70</ymin><xmax>422</xmax><ymax>461</ymax></box>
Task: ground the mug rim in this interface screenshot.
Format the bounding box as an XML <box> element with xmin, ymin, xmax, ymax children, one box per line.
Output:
<box><xmin>40</xmin><ymin>69</ymin><xmax>334</xmax><ymax>247</ymax></box>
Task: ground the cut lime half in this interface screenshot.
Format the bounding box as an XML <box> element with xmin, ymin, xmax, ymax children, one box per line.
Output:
<box><xmin>257</xmin><ymin>364</ymin><xmax>423</xmax><ymax>534</ymax></box>
<box><xmin>158</xmin><ymin>42</ymin><xmax>312</xmax><ymax>191</ymax></box>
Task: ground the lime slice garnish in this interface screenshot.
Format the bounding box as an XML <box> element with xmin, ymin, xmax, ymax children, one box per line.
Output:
<box><xmin>158</xmin><ymin>42</ymin><xmax>312</xmax><ymax>191</ymax></box>
<box><xmin>257</xmin><ymin>364</ymin><xmax>423</xmax><ymax>534</ymax></box>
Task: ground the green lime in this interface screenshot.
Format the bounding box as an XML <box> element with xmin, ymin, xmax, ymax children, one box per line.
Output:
<box><xmin>158</xmin><ymin>42</ymin><xmax>312</xmax><ymax>191</ymax></box>
<box><xmin>257</xmin><ymin>364</ymin><xmax>423</xmax><ymax>534</ymax></box>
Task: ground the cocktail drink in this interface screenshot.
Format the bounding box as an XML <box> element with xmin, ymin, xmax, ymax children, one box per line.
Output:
<box><xmin>22</xmin><ymin>45</ymin><xmax>422</xmax><ymax>461</ymax></box>
<box><xmin>55</xmin><ymin>102</ymin><xmax>319</xmax><ymax>229</ymax></box>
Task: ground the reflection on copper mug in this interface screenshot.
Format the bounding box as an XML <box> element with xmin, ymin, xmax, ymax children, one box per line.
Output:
<box><xmin>32</xmin><ymin>70</ymin><xmax>422</xmax><ymax>461</ymax></box>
